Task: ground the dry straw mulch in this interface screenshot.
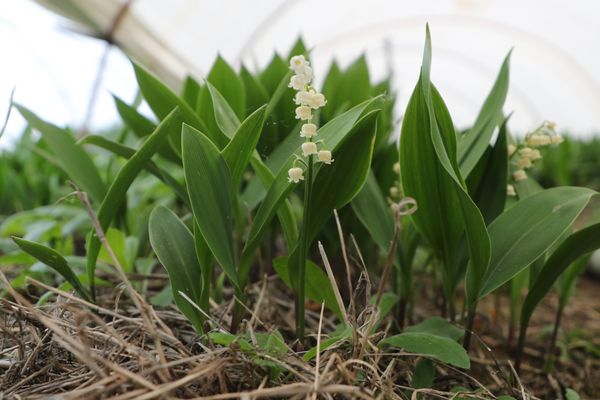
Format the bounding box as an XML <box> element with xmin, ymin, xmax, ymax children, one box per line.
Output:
<box><xmin>1</xmin><ymin>267</ymin><xmax>599</xmax><ymax>399</ymax></box>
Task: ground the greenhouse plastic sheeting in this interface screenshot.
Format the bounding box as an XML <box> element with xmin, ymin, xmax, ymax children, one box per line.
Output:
<box><xmin>37</xmin><ymin>0</ymin><xmax>600</xmax><ymax>134</ymax></box>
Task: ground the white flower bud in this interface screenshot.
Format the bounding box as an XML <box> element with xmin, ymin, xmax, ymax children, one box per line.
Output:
<box><xmin>300</xmin><ymin>123</ymin><xmax>317</xmax><ymax>138</ymax></box>
<box><xmin>507</xmin><ymin>184</ymin><xmax>516</xmax><ymax>197</ymax></box>
<box><xmin>513</xmin><ymin>169</ymin><xmax>527</xmax><ymax>181</ymax></box>
<box><xmin>550</xmin><ymin>134</ymin><xmax>564</xmax><ymax>144</ymax></box>
<box><xmin>288</xmin><ymin>167</ymin><xmax>304</xmax><ymax>183</ymax></box>
<box><xmin>545</xmin><ymin>121</ymin><xmax>556</xmax><ymax>130</ymax></box>
<box><xmin>317</xmin><ymin>149</ymin><xmax>333</xmax><ymax>164</ymax></box>
<box><xmin>295</xmin><ymin>105</ymin><xmax>312</xmax><ymax>120</ymax></box>
<box><xmin>517</xmin><ymin>157</ymin><xmax>532</xmax><ymax>169</ymax></box>
<box><xmin>393</xmin><ymin>162</ymin><xmax>400</xmax><ymax>174</ymax></box>
<box><xmin>290</xmin><ymin>55</ymin><xmax>308</xmax><ymax>72</ymax></box>
<box><xmin>289</xmin><ymin>73</ymin><xmax>311</xmax><ymax>90</ymax></box>
<box><xmin>508</xmin><ymin>144</ymin><xmax>517</xmax><ymax>156</ymax></box>
<box><xmin>518</xmin><ymin>147</ymin><xmax>533</xmax><ymax>158</ymax></box>
<box><xmin>302</xmin><ymin>142</ymin><xmax>318</xmax><ymax>156</ymax></box>
<box><xmin>389</xmin><ymin>187</ymin><xmax>399</xmax><ymax>197</ymax></box>
<box><xmin>530</xmin><ymin>149</ymin><xmax>541</xmax><ymax>160</ymax></box>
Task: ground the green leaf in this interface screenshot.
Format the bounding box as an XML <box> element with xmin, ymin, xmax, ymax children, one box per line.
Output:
<box><xmin>222</xmin><ymin>105</ymin><xmax>267</xmax><ymax>188</ymax></box>
<box><xmin>149</xmin><ymin>206</ymin><xmax>205</xmax><ymax>333</ymax></box>
<box><xmin>381</xmin><ymin>332</ymin><xmax>470</xmax><ymax>368</ymax></box>
<box><xmin>206</xmin><ymin>82</ymin><xmax>242</xmax><ymax>138</ymax></box>
<box><xmin>85</xmin><ymin>109</ymin><xmax>183</xmax><ymax>295</ymax></box>
<box><xmin>303</xmin><ymin>327</ymin><xmax>352</xmax><ymax>362</ymax></box>
<box><xmin>565</xmin><ymin>388</ymin><xmax>581</xmax><ymax>400</ymax></box>
<box><xmin>98</xmin><ymin>228</ymin><xmax>133</xmax><ymax>272</ymax></box>
<box><xmin>405</xmin><ymin>317</ymin><xmax>465</xmax><ymax>341</ymax></box>
<box><xmin>13</xmin><ymin>237</ymin><xmax>91</xmax><ymax>302</ymax></box>
<box><xmin>458</xmin><ymin>51</ymin><xmax>511</xmax><ymax>177</ymax></box>
<box><xmin>209</xmin><ymin>332</ymin><xmax>253</xmax><ymax>352</ymax></box>
<box><xmin>479</xmin><ymin>187</ymin><xmax>596</xmax><ymax>299</ymax></box>
<box><xmin>240</xmin><ymin>65</ymin><xmax>269</xmax><ymax>113</ymax></box>
<box><xmin>15</xmin><ymin>104</ymin><xmax>106</xmax><ymax>203</ymax></box>
<box><xmin>206</xmin><ymin>56</ymin><xmax>246</xmax><ymax>119</ymax></box>
<box><xmin>466</xmin><ymin>116</ymin><xmax>509</xmax><ymax>224</ymax></box>
<box><xmin>412</xmin><ymin>358</ymin><xmax>435</xmax><ymax>389</ymax></box>
<box><xmin>182</xmin><ymin>124</ymin><xmax>238</xmax><ymax>287</ymax></box>
<box><xmin>352</xmin><ymin>170</ymin><xmax>394</xmax><ymax>252</ymax></box>
<box><xmin>181</xmin><ymin>76</ymin><xmax>202</xmax><ymax>109</ymax></box>
<box><xmin>400</xmin><ymin>28</ymin><xmax>490</xmax><ymax>306</ymax></box>
<box><xmin>78</xmin><ymin>135</ymin><xmax>188</xmax><ymax>205</ymax></box>
<box><xmin>520</xmin><ymin>222</ymin><xmax>600</xmax><ymax>336</ymax></box>
<box><xmin>273</xmin><ymin>256</ymin><xmax>342</xmax><ymax>319</ymax></box>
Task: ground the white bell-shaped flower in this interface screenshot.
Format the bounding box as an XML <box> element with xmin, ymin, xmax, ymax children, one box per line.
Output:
<box><xmin>507</xmin><ymin>184</ymin><xmax>516</xmax><ymax>197</ymax></box>
<box><xmin>302</xmin><ymin>142</ymin><xmax>318</xmax><ymax>156</ymax></box>
<box><xmin>290</xmin><ymin>55</ymin><xmax>308</xmax><ymax>72</ymax></box>
<box><xmin>550</xmin><ymin>134</ymin><xmax>564</xmax><ymax>144</ymax></box>
<box><xmin>295</xmin><ymin>105</ymin><xmax>312</xmax><ymax>120</ymax></box>
<box><xmin>306</xmin><ymin>92</ymin><xmax>327</xmax><ymax>109</ymax></box>
<box><xmin>288</xmin><ymin>167</ymin><xmax>304</xmax><ymax>183</ymax></box>
<box><xmin>300</xmin><ymin>123</ymin><xmax>317</xmax><ymax>138</ymax></box>
<box><xmin>513</xmin><ymin>169</ymin><xmax>527</xmax><ymax>181</ymax></box>
<box><xmin>317</xmin><ymin>149</ymin><xmax>333</xmax><ymax>164</ymax></box>
<box><xmin>289</xmin><ymin>74</ymin><xmax>311</xmax><ymax>90</ymax></box>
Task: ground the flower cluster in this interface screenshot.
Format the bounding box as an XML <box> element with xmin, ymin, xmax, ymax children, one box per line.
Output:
<box><xmin>287</xmin><ymin>55</ymin><xmax>332</xmax><ymax>183</ymax></box>
<box><xmin>508</xmin><ymin>121</ymin><xmax>563</xmax><ymax>194</ymax></box>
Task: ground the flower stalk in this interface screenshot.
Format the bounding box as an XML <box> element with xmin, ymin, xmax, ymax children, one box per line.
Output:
<box><xmin>287</xmin><ymin>55</ymin><xmax>330</xmax><ymax>341</ymax></box>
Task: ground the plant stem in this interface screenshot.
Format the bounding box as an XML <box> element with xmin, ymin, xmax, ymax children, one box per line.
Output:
<box><xmin>295</xmin><ymin>155</ymin><xmax>314</xmax><ymax>343</ymax></box>
<box><xmin>463</xmin><ymin>303</ymin><xmax>476</xmax><ymax>351</ymax></box>
<box><xmin>544</xmin><ymin>303</ymin><xmax>564</xmax><ymax>372</ymax></box>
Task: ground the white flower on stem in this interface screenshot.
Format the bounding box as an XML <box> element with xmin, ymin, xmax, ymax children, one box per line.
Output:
<box><xmin>513</xmin><ymin>169</ymin><xmax>527</xmax><ymax>181</ymax></box>
<box><xmin>317</xmin><ymin>149</ymin><xmax>333</xmax><ymax>164</ymax></box>
<box><xmin>550</xmin><ymin>134</ymin><xmax>564</xmax><ymax>144</ymax></box>
<box><xmin>306</xmin><ymin>91</ymin><xmax>327</xmax><ymax>109</ymax></box>
<box><xmin>393</xmin><ymin>162</ymin><xmax>400</xmax><ymax>174</ymax></box>
<box><xmin>290</xmin><ymin>55</ymin><xmax>308</xmax><ymax>72</ymax></box>
<box><xmin>530</xmin><ymin>149</ymin><xmax>542</xmax><ymax>160</ymax></box>
<box><xmin>518</xmin><ymin>147</ymin><xmax>533</xmax><ymax>158</ymax></box>
<box><xmin>517</xmin><ymin>157</ymin><xmax>532</xmax><ymax>169</ymax></box>
<box><xmin>545</xmin><ymin>121</ymin><xmax>557</xmax><ymax>130</ymax></box>
<box><xmin>300</xmin><ymin>123</ymin><xmax>317</xmax><ymax>138</ymax></box>
<box><xmin>507</xmin><ymin>184</ymin><xmax>516</xmax><ymax>197</ymax></box>
<box><xmin>289</xmin><ymin>73</ymin><xmax>311</xmax><ymax>90</ymax></box>
<box><xmin>527</xmin><ymin>134</ymin><xmax>550</xmax><ymax>147</ymax></box>
<box><xmin>302</xmin><ymin>142</ymin><xmax>318</xmax><ymax>156</ymax></box>
<box><xmin>294</xmin><ymin>90</ymin><xmax>311</xmax><ymax>105</ymax></box>
<box><xmin>508</xmin><ymin>144</ymin><xmax>517</xmax><ymax>156</ymax></box>
<box><xmin>295</xmin><ymin>105</ymin><xmax>312</xmax><ymax>120</ymax></box>
<box><xmin>288</xmin><ymin>167</ymin><xmax>304</xmax><ymax>183</ymax></box>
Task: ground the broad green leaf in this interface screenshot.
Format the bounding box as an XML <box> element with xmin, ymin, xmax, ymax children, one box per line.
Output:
<box><xmin>222</xmin><ymin>105</ymin><xmax>267</xmax><ymax>188</ymax></box>
<box><xmin>520</xmin><ymin>222</ymin><xmax>600</xmax><ymax>336</ymax></box>
<box><xmin>565</xmin><ymin>389</ymin><xmax>581</xmax><ymax>400</ymax></box>
<box><xmin>458</xmin><ymin>51</ymin><xmax>511</xmax><ymax>177</ymax></box>
<box><xmin>400</xmin><ymin>28</ymin><xmax>490</xmax><ymax>306</ymax></box>
<box><xmin>113</xmin><ymin>95</ymin><xmax>156</xmax><ymax>138</ymax></box>
<box><xmin>381</xmin><ymin>332</ymin><xmax>470</xmax><ymax>368</ymax></box>
<box><xmin>13</xmin><ymin>237</ymin><xmax>91</xmax><ymax>302</ymax></box>
<box><xmin>78</xmin><ymin>134</ymin><xmax>188</xmax><ymax>204</ymax></box>
<box><xmin>305</xmin><ymin>111</ymin><xmax>378</xmax><ymax>243</ymax></box>
<box><xmin>181</xmin><ymin>76</ymin><xmax>202</xmax><ymax>109</ymax></box>
<box><xmin>405</xmin><ymin>317</ymin><xmax>465</xmax><ymax>341</ymax></box>
<box><xmin>133</xmin><ymin>62</ymin><xmax>203</xmax><ymax>127</ymax></box>
<box><xmin>240</xmin><ymin>65</ymin><xmax>269</xmax><ymax>113</ymax></box>
<box><xmin>149</xmin><ymin>206</ymin><xmax>204</xmax><ymax>333</ymax></box>
<box><xmin>86</xmin><ymin>109</ymin><xmax>183</xmax><ymax>294</ymax></box>
<box><xmin>273</xmin><ymin>256</ymin><xmax>342</xmax><ymax>320</ymax></box>
<box><xmin>479</xmin><ymin>187</ymin><xmax>596</xmax><ymax>298</ymax></box>
<box><xmin>182</xmin><ymin>124</ymin><xmax>238</xmax><ymax>287</ymax></box>
<box><xmin>352</xmin><ymin>170</ymin><xmax>394</xmax><ymax>252</ymax></box>
<box><xmin>98</xmin><ymin>228</ymin><xmax>133</xmax><ymax>272</ymax></box>
<box><xmin>15</xmin><ymin>104</ymin><xmax>106</xmax><ymax>203</ymax></box>
<box><xmin>206</xmin><ymin>82</ymin><xmax>241</xmax><ymax>138</ymax></box>
<box><xmin>466</xmin><ymin>116</ymin><xmax>509</xmax><ymax>224</ymax></box>
<box><xmin>206</xmin><ymin>56</ymin><xmax>246</xmax><ymax>119</ymax></box>
<box><xmin>412</xmin><ymin>359</ymin><xmax>435</xmax><ymax>390</ymax></box>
